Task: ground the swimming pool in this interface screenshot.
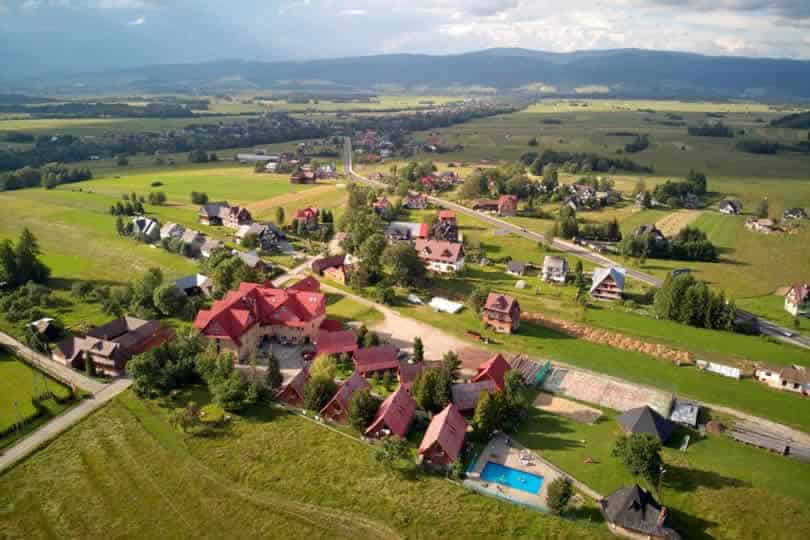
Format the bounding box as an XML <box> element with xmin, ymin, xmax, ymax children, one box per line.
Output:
<box><xmin>479</xmin><ymin>461</ymin><xmax>544</xmax><ymax>495</ymax></box>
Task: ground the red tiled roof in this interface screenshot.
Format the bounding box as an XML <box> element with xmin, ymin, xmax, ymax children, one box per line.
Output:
<box><xmin>353</xmin><ymin>344</ymin><xmax>399</xmax><ymax>375</ymax></box>
<box><xmin>294</xmin><ymin>207</ymin><xmax>318</xmax><ymax>220</ymax></box>
<box><xmin>194</xmin><ymin>283</ymin><xmax>326</xmax><ymax>345</ymax></box>
<box><xmin>313</xmin><ymin>330</ymin><xmax>358</xmax><ymax>356</ymax></box>
<box><xmin>365</xmin><ymin>386</ymin><xmax>417</xmax><ymax>438</ymax></box>
<box><xmin>789</xmin><ymin>283</ymin><xmax>810</xmax><ymax>304</ymax></box>
<box><xmin>484</xmin><ymin>293</ymin><xmax>518</xmax><ymax>315</ymax></box>
<box><xmin>319</xmin><ymin>319</ymin><xmax>344</xmax><ymax>332</ymax></box>
<box><xmin>498</xmin><ymin>194</ymin><xmax>518</xmax><ymax>206</ymax></box>
<box><xmin>438</xmin><ymin>210</ymin><xmax>456</xmax><ymax>221</ymax></box>
<box><xmin>414</xmin><ymin>239</ymin><xmax>464</xmax><ymax>264</ymax></box>
<box><xmin>277</xmin><ymin>367</ymin><xmax>310</xmax><ymax>401</ymax></box>
<box><xmin>398</xmin><ymin>361</ymin><xmax>423</xmax><ymax>391</ymax></box>
<box><xmin>471</xmin><ymin>353</ymin><xmax>510</xmax><ymax>391</ymax></box>
<box><xmin>321</xmin><ymin>372</ymin><xmax>370</xmax><ymax>414</ymax></box>
<box><xmin>288</xmin><ymin>276</ymin><xmax>321</xmax><ymax>293</ymax></box>
<box><xmin>312</xmin><ymin>255</ymin><xmax>345</xmax><ymax>274</ymax></box>
<box><xmin>419</xmin><ymin>403</ymin><xmax>468</xmax><ymax>462</ymax></box>
<box><xmin>418</xmin><ymin>224</ymin><xmax>430</xmax><ymax>239</ymax></box>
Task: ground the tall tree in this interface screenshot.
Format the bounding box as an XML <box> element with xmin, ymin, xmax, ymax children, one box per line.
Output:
<box><xmin>412</xmin><ymin>337</ymin><xmax>424</xmax><ymax>363</ymax></box>
<box><xmin>612</xmin><ymin>433</ymin><xmax>664</xmax><ymax>491</ymax></box>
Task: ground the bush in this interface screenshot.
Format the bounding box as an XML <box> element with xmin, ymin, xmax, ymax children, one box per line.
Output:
<box><xmin>546</xmin><ymin>478</ymin><xmax>574</xmax><ymax>515</ymax></box>
<box><xmin>303</xmin><ymin>375</ymin><xmax>337</xmax><ymax>411</ymax></box>
<box><xmin>347</xmin><ymin>390</ymin><xmax>380</xmax><ymax>431</ymax></box>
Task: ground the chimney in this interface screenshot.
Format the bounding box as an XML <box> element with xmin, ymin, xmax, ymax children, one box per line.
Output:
<box><xmin>656</xmin><ymin>506</ymin><xmax>668</xmax><ymax>527</ymax></box>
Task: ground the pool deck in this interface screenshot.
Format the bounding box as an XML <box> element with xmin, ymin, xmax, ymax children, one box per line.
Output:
<box><xmin>465</xmin><ymin>433</ymin><xmax>603</xmax><ymax>511</ymax></box>
<box><xmin>465</xmin><ymin>433</ymin><xmax>562</xmax><ymax>510</ymax></box>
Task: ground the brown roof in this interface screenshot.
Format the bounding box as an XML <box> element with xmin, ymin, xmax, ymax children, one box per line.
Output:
<box><xmin>451</xmin><ymin>380</ymin><xmax>497</xmax><ymax>411</ymax></box>
<box><xmin>313</xmin><ymin>330</ymin><xmax>358</xmax><ymax>356</ymax></box>
<box><xmin>483</xmin><ymin>293</ymin><xmax>518</xmax><ymax>315</ymax></box>
<box><xmin>600</xmin><ymin>485</ymin><xmax>680</xmax><ymax>540</ymax></box>
<box><xmin>353</xmin><ymin>345</ymin><xmax>400</xmax><ymax>375</ymax></box>
<box><xmin>418</xmin><ymin>403</ymin><xmax>468</xmax><ymax>462</ymax></box>
<box><xmin>414</xmin><ymin>239</ymin><xmax>464</xmax><ymax>264</ymax></box>
<box><xmin>398</xmin><ymin>362</ymin><xmax>423</xmax><ymax>391</ymax></box>
<box><xmin>312</xmin><ymin>255</ymin><xmax>345</xmax><ymax>274</ymax></box>
<box><xmin>321</xmin><ymin>372</ymin><xmax>370</xmax><ymax>415</ymax></box>
<box><xmin>365</xmin><ymin>386</ymin><xmax>417</xmax><ymax>438</ymax></box>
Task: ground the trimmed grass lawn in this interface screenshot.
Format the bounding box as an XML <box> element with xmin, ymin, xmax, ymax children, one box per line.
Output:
<box><xmin>0</xmin><ymin>390</ymin><xmax>609</xmax><ymax>539</ymax></box>
<box><xmin>326</xmin><ymin>293</ymin><xmax>383</xmax><ymax>325</ymax></box>
<box><xmin>0</xmin><ymin>350</ymin><xmax>74</xmax><ymax>448</ymax></box>
<box><xmin>515</xmin><ymin>403</ymin><xmax>810</xmax><ymax>540</ymax></box>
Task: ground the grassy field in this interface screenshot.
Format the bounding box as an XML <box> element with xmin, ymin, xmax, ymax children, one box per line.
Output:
<box><xmin>0</xmin><ymin>390</ymin><xmax>609</xmax><ymax>539</ymax></box>
<box><xmin>0</xmin><ymin>115</ymin><xmax>256</xmax><ymax>137</ymax></box>
<box><xmin>0</xmin><ymin>350</ymin><xmax>74</xmax><ymax>448</ymax></box>
<box><xmin>325</xmin><ymin>293</ymin><xmax>383</xmax><ymax>325</ymax></box>
<box><xmin>516</xmin><ymin>400</ymin><xmax>810</xmax><ymax>540</ymax></box>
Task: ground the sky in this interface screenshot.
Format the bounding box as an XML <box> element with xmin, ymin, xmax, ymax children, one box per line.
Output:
<box><xmin>2</xmin><ymin>0</ymin><xmax>810</xmax><ymax>77</ymax></box>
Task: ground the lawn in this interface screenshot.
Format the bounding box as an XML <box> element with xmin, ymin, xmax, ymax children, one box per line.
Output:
<box><xmin>399</xmin><ymin>299</ymin><xmax>810</xmax><ymax>433</ymax></box>
<box><xmin>0</xmin><ymin>350</ymin><xmax>74</xmax><ymax>449</ymax></box>
<box><xmin>515</xmin><ymin>402</ymin><xmax>810</xmax><ymax>540</ymax></box>
<box><xmin>0</xmin><ymin>390</ymin><xmax>609</xmax><ymax>539</ymax></box>
<box><xmin>325</xmin><ymin>293</ymin><xmax>383</xmax><ymax>325</ymax></box>
<box><xmin>0</xmin><ymin>115</ymin><xmax>255</xmax><ymax>136</ymax></box>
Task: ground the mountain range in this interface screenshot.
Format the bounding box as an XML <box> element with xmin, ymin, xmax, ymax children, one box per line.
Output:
<box><xmin>7</xmin><ymin>48</ymin><xmax>810</xmax><ymax>101</ymax></box>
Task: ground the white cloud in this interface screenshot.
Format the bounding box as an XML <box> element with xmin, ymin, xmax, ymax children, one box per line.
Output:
<box><xmin>125</xmin><ymin>14</ymin><xmax>143</xmax><ymax>25</ymax></box>
<box><xmin>340</xmin><ymin>8</ymin><xmax>367</xmax><ymax>16</ymax></box>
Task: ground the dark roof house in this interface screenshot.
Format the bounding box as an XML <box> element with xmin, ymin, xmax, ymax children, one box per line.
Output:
<box><xmin>618</xmin><ymin>406</ymin><xmax>675</xmax><ymax>442</ymax></box>
<box><xmin>600</xmin><ymin>485</ymin><xmax>681</xmax><ymax>540</ymax></box>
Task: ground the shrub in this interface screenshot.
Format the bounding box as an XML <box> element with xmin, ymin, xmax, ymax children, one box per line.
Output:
<box><xmin>546</xmin><ymin>478</ymin><xmax>574</xmax><ymax>515</ymax></box>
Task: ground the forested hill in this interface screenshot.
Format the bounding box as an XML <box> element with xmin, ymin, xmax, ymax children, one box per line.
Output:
<box><xmin>9</xmin><ymin>48</ymin><xmax>810</xmax><ymax>101</ymax></box>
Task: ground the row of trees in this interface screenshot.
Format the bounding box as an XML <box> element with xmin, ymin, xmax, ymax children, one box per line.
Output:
<box><xmin>621</xmin><ymin>227</ymin><xmax>717</xmax><ymax>262</ymax></box>
<box><xmin>0</xmin><ymin>164</ymin><xmax>92</xmax><ymax>192</ymax></box>
<box><xmin>652</xmin><ymin>170</ymin><xmax>707</xmax><ymax>207</ymax></box>
<box><xmin>0</xmin><ymin>229</ymin><xmax>51</xmax><ymax>287</ymax></box>
<box><xmin>654</xmin><ymin>273</ymin><xmax>736</xmax><ymax>330</ymax></box>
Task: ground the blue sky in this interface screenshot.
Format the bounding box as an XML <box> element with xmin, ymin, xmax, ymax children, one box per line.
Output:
<box><xmin>2</xmin><ymin>0</ymin><xmax>810</xmax><ymax>76</ymax></box>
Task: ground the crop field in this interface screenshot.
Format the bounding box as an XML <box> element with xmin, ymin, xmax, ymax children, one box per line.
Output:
<box><xmin>255</xmin><ymin>95</ymin><xmax>461</xmax><ymax>113</ymax></box>
<box><xmin>409</xmin><ymin>100</ymin><xmax>810</xmax><ymax>178</ymax></box>
<box><xmin>0</xmin><ymin>350</ymin><xmax>73</xmax><ymax>448</ymax></box>
<box><xmin>0</xmin><ymin>391</ymin><xmax>608</xmax><ymax>539</ymax></box>
<box><xmin>0</xmin><ymin>115</ymin><xmax>255</xmax><ymax>137</ymax></box>
<box><xmin>515</xmin><ymin>401</ymin><xmax>810</xmax><ymax>540</ymax></box>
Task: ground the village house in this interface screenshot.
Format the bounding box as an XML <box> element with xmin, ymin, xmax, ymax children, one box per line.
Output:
<box><xmin>600</xmin><ymin>485</ymin><xmax>681</xmax><ymax>540</ymax></box>
<box><xmin>198</xmin><ymin>202</ymin><xmax>253</xmax><ymax>229</ymax></box>
<box><xmin>590</xmin><ymin>267</ymin><xmax>626</xmax><ymax>301</ymax></box>
<box><xmin>365</xmin><ymin>386</ymin><xmax>417</xmax><ymax>438</ymax></box>
<box><xmin>506</xmin><ymin>260</ymin><xmax>526</xmax><ymax>277</ymax></box>
<box><xmin>173</xmin><ymin>274</ymin><xmax>213</xmax><ymax>297</ymax></box>
<box><xmin>754</xmin><ymin>364</ymin><xmax>810</xmax><ymax>396</ymax></box>
<box><xmin>385</xmin><ymin>221</ymin><xmax>429</xmax><ymax>242</ymax></box>
<box><xmin>414</xmin><ymin>239</ymin><xmax>465</xmax><ymax>273</ymax></box>
<box><xmin>482</xmin><ymin>293</ymin><xmax>521</xmax><ymax>334</ymax></box>
<box><xmin>290</xmin><ymin>169</ymin><xmax>316</xmax><ymax>184</ymax></box>
<box><xmin>438</xmin><ymin>210</ymin><xmax>457</xmax><ymax>223</ymax></box>
<box><xmin>320</xmin><ymin>372</ymin><xmax>370</xmax><ymax>423</ymax></box>
<box><xmin>633</xmin><ymin>224</ymin><xmax>667</xmax><ymax>243</ymax></box>
<box><xmin>234</xmin><ymin>250</ymin><xmax>268</xmax><ymax>273</ymax></box>
<box><xmin>288</xmin><ymin>275</ymin><xmax>321</xmax><ymax>293</ymax></box>
<box><xmin>404</xmin><ymin>192</ymin><xmax>429</xmax><ymax>209</ymax></box>
<box><xmin>353</xmin><ymin>344</ymin><xmax>400</xmax><ymax>376</ymax></box>
<box><xmin>719</xmin><ymin>199</ymin><xmax>742</xmax><ymax>215</ymax></box>
<box><xmin>429</xmin><ymin>218</ymin><xmax>460</xmax><ymax>242</ymax></box>
<box><xmin>618</xmin><ymin>406</ymin><xmax>675</xmax><ymax>443</ymax></box>
<box><xmin>784</xmin><ymin>207</ymin><xmax>808</xmax><ymax>220</ymax></box>
<box><xmin>316</xmin><ymin>163</ymin><xmax>336</xmax><ymax>179</ymax></box>
<box><xmin>372</xmin><ymin>197</ymin><xmax>392</xmax><ymax>217</ymax></box>
<box><xmin>293</xmin><ymin>207</ymin><xmax>320</xmax><ymax>230</ymax></box>
<box><xmin>451</xmin><ymin>380</ymin><xmax>497</xmax><ymax>412</ymax></box>
<box><xmin>498</xmin><ymin>195</ymin><xmax>518</xmax><ymax>217</ymax></box>
<box><xmin>276</xmin><ymin>367</ymin><xmax>310</xmax><ymax>407</ymax></box>
<box><xmin>200</xmin><ymin>238</ymin><xmax>224</xmax><ymax>259</ymax></box>
<box><xmin>472</xmin><ymin>199</ymin><xmax>499</xmax><ymax>213</ymax></box>
<box><xmin>418</xmin><ymin>403</ymin><xmax>468</xmax><ymax>469</ymax></box>
<box><xmin>398</xmin><ymin>361</ymin><xmax>423</xmax><ymax>393</ymax></box>
<box><xmin>312</xmin><ymin>329</ymin><xmax>359</xmax><ymax>357</ymax></box>
<box><xmin>53</xmin><ymin>316</ymin><xmax>170</xmax><ymax>377</ymax></box>
<box><xmin>785</xmin><ymin>283</ymin><xmax>810</xmax><ymax>317</ymax></box>
<box><xmin>542</xmin><ymin>255</ymin><xmax>569</xmax><ymax>284</ymax></box>
<box><xmin>745</xmin><ymin>217</ymin><xmax>776</xmax><ymax>234</ymax></box>
<box><xmin>471</xmin><ymin>353</ymin><xmax>510</xmax><ymax>390</ymax></box>
<box><xmin>193</xmin><ymin>282</ymin><xmax>327</xmax><ymax>359</ymax></box>
<box><xmin>132</xmin><ymin>216</ymin><xmax>160</xmax><ymax>242</ymax></box>
<box><xmin>160</xmin><ymin>222</ymin><xmax>185</xmax><ymax>241</ymax></box>
<box><xmin>179</xmin><ymin>229</ymin><xmax>205</xmax><ymax>257</ymax></box>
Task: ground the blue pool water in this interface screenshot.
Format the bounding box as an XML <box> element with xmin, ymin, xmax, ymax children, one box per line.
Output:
<box><xmin>480</xmin><ymin>461</ymin><xmax>544</xmax><ymax>494</ymax></box>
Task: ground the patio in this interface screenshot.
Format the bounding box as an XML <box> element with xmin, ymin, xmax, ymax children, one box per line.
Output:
<box><xmin>464</xmin><ymin>433</ymin><xmax>567</xmax><ymax>511</ymax></box>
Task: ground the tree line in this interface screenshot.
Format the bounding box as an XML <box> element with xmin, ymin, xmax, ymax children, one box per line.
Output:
<box><xmin>0</xmin><ymin>164</ymin><xmax>92</xmax><ymax>192</ymax></box>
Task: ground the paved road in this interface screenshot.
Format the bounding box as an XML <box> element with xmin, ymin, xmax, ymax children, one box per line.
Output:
<box><xmin>0</xmin><ymin>377</ymin><xmax>132</xmax><ymax>473</ymax></box>
<box><xmin>0</xmin><ymin>331</ymin><xmax>106</xmax><ymax>394</ymax></box>
<box><xmin>343</xmin><ymin>137</ymin><xmax>810</xmax><ymax>350</ymax></box>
